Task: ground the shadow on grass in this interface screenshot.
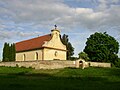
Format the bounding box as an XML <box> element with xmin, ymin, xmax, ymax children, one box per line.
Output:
<box><xmin>0</xmin><ymin>67</ymin><xmax>120</xmax><ymax>90</ymax></box>
<box><xmin>109</xmin><ymin>68</ymin><xmax>120</xmax><ymax>76</ymax></box>
<box><xmin>0</xmin><ymin>70</ymin><xmax>116</xmax><ymax>81</ymax></box>
<box><xmin>1</xmin><ymin>73</ymin><xmax>120</xmax><ymax>90</ymax></box>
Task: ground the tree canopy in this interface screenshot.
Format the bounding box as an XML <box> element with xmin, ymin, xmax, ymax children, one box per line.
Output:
<box><xmin>61</xmin><ymin>34</ymin><xmax>74</xmax><ymax>60</ymax></box>
<box><xmin>84</xmin><ymin>32</ymin><xmax>119</xmax><ymax>64</ymax></box>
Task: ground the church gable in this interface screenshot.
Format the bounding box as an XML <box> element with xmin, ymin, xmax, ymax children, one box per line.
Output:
<box><xmin>42</xmin><ymin>29</ymin><xmax>66</xmax><ymax>51</ymax></box>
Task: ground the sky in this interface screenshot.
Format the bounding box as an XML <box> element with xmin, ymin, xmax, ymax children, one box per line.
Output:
<box><xmin>0</xmin><ymin>0</ymin><xmax>120</xmax><ymax>60</ymax></box>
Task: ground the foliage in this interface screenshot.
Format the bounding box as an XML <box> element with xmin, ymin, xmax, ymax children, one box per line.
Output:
<box><xmin>115</xmin><ymin>58</ymin><xmax>120</xmax><ymax>68</ymax></box>
<box><xmin>69</xmin><ymin>56</ymin><xmax>78</xmax><ymax>60</ymax></box>
<box><xmin>61</xmin><ymin>34</ymin><xmax>74</xmax><ymax>60</ymax></box>
<box><xmin>3</xmin><ymin>43</ymin><xmax>9</xmax><ymax>61</ymax></box>
<box><xmin>2</xmin><ymin>42</ymin><xmax>16</xmax><ymax>62</ymax></box>
<box><xmin>11</xmin><ymin>43</ymin><xmax>16</xmax><ymax>61</ymax></box>
<box><xmin>78</xmin><ymin>52</ymin><xmax>89</xmax><ymax>61</ymax></box>
<box><xmin>84</xmin><ymin>32</ymin><xmax>119</xmax><ymax>64</ymax></box>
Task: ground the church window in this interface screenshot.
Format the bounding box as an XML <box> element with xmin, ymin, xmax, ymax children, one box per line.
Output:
<box><xmin>55</xmin><ymin>51</ymin><xmax>58</xmax><ymax>57</ymax></box>
<box><xmin>35</xmin><ymin>52</ymin><xmax>38</xmax><ymax>60</ymax></box>
<box><xmin>23</xmin><ymin>54</ymin><xmax>26</xmax><ymax>61</ymax></box>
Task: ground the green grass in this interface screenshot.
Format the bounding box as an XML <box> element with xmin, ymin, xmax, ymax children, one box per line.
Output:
<box><xmin>0</xmin><ymin>66</ymin><xmax>120</xmax><ymax>90</ymax></box>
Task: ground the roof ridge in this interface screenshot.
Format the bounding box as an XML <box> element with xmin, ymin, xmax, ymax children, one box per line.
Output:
<box><xmin>16</xmin><ymin>34</ymin><xmax>51</xmax><ymax>44</ymax></box>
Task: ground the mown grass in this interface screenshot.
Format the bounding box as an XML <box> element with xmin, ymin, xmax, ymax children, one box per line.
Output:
<box><xmin>0</xmin><ymin>66</ymin><xmax>120</xmax><ymax>90</ymax></box>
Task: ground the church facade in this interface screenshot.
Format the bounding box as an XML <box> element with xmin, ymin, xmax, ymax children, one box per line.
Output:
<box><xmin>15</xmin><ymin>29</ymin><xmax>67</xmax><ymax>61</ymax></box>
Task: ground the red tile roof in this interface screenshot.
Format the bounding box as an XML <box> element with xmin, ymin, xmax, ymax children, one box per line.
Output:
<box><xmin>15</xmin><ymin>34</ymin><xmax>52</xmax><ymax>52</ymax></box>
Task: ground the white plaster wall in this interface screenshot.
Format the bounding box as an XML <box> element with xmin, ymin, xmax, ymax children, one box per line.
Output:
<box><xmin>16</xmin><ymin>49</ymin><xmax>43</xmax><ymax>61</ymax></box>
<box><xmin>43</xmin><ymin>48</ymin><xmax>66</xmax><ymax>60</ymax></box>
<box><xmin>88</xmin><ymin>62</ymin><xmax>111</xmax><ymax>67</ymax></box>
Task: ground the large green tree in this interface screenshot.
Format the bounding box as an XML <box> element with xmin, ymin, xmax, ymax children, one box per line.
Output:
<box><xmin>84</xmin><ymin>32</ymin><xmax>119</xmax><ymax>64</ymax></box>
<box><xmin>3</xmin><ymin>42</ymin><xmax>9</xmax><ymax>62</ymax></box>
<box><xmin>61</xmin><ymin>34</ymin><xmax>74</xmax><ymax>60</ymax></box>
<box><xmin>9</xmin><ymin>44</ymin><xmax>16</xmax><ymax>61</ymax></box>
<box><xmin>2</xmin><ymin>42</ymin><xmax>16</xmax><ymax>62</ymax></box>
<box><xmin>12</xmin><ymin>43</ymin><xmax>16</xmax><ymax>61</ymax></box>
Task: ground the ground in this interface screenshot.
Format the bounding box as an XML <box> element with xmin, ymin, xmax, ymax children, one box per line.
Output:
<box><xmin>0</xmin><ymin>66</ymin><xmax>120</xmax><ymax>90</ymax></box>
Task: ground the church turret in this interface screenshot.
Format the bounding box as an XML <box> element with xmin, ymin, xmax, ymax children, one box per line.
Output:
<box><xmin>51</xmin><ymin>25</ymin><xmax>60</xmax><ymax>36</ymax></box>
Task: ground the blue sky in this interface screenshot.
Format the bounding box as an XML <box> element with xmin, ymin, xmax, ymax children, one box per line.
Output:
<box><xmin>0</xmin><ymin>0</ymin><xmax>120</xmax><ymax>60</ymax></box>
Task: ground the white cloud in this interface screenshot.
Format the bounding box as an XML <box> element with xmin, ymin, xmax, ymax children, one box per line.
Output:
<box><xmin>76</xmin><ymin>8</ymin><xmax>93</xmax><ymax>14</ymax></box>
<box><xmin>0</xmin><ymin>0</ymin><xmax>120</xmax><ymax>32</ymax></box>
<box><xmin>0</xmin><ymin>0</ymin><xmax>72</xmax><ymax>23</ymax></box>
<box><xmin>18</xmin><ymin>31</ymin><xmax>43</xmax><ymax>37</ymax></box>
<box><xmin>0</xmin><ymin>30</ymin><xmax>42</xmax><ymax>40</ymax></box>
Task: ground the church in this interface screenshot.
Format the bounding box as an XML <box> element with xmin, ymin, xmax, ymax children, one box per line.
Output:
<box><xmin>15</xmin><ymin>27</ymin><xmax>67</xmax><ymax>61</ymax></box>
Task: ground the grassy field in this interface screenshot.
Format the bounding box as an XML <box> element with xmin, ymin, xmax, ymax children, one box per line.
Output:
<box><xmin>0</xmin><ymin>66</ymin><xmax>120</xmax><ymax>90</ymax></box>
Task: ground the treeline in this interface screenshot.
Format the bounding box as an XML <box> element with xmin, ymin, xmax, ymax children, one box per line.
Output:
<box><xmin>2</xmin><ymin>42</ymin><xmax>16</xmax><ymax>62</ymax></box>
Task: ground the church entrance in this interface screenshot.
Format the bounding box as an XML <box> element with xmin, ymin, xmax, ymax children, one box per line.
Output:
<box><xmin>79</xmin><ymin>61</ymin><xmax>83</xmax><ymax>68</ymax></box>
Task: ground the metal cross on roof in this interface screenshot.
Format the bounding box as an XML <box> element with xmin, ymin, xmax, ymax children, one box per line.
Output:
<box><xmin>54</xmin><ymin>25</ymin><xmax>57</xmax><ymax>29</ymax></box>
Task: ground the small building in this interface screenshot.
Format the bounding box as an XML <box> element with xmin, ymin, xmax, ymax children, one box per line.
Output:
<box><xmin>15</xmin><ymin>28</ymin><xmax>67</xmax><ymax>61</ymax></box>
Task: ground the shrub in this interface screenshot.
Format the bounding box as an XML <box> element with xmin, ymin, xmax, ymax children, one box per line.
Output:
<box><xmin>115</xmin><ymin>58</ymin><xmax>120</xmax><ymax>68</ymax></box>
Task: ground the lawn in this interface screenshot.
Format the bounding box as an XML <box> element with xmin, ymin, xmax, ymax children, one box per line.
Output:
<box><xmin>0</xmin><ymin>66</ymin><xmax>120</xmax><ymax>90</ymax></box>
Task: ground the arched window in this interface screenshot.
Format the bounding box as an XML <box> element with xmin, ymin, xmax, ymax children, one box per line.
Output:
<box><xmin>55</xmin><ymin>51</ymin><xmax>58</xmax><ymax>57</ymax></box>
<box><xmin>23</xmin><ymin>54</ymin><xmax>26</xmax><ymax>61</ymax></box>
<box><xmin>35</xmin><ymin>52</ymin><xmax>38</xmax><ymax>60</ymax></box>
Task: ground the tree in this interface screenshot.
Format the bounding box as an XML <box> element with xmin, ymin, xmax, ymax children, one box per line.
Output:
<box><xmin>12</xmin><ymin>43</ymin><xmax>16</xmax><ymax>61</ymax></box>
<box><xmin>78</xmin><ymin>52</ymin><xmax>89</xmax><ymax>61</ymax></box>
<box><xmin>2</xmin><ymin>42</ymin><xmax>7</xmax><ymax>62</ymax></box>
<box><xmin>2</xmin><ymin>42</ymin><xmax>10</xmax><ymax>62</ymax></box>
<box><xmin>61</xmin><ymin>34</ymin><xmax>74</xmax><ymax>60</ymax></box>
<box><xmin>2</xmin><ymin>42</ymin><xmax>16</xmax><ymax>62</ymax></box>
<box><xmin>84</xmin><ymin>32</ymin><xmax>119</xmax><ymax>64</ymax></box>
<box><xmin>9</xmin><ymin>44</ymin><xmax>12</xmax><ymax>61</ymax></box>
<box><xmin>10</xmin><ymin>43</ymin><xmax>16</xmax><ymax>61</ymax></box>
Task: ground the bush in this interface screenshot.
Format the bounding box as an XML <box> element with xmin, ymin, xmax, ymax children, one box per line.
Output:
<box><xmin>115</xmin><ymin>58</ymin><xmax>120</xmax><ymax>68</ymax></box>
<box><xmin>78</xmin><ymin>52</ymin><xmax>89</xmax><ymax>61</ymax></box>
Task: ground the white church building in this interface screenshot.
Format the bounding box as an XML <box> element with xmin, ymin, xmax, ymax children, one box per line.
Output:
<box><xmin>15</xmin><ymin>28</ymin><xmax>67</xmax><ymax>61</ymax></box>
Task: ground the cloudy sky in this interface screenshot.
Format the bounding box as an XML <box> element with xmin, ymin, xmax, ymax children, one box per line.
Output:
<box><xmin>0</xmin><ymin>0</ymin><xmax>120</xmax><ymax>60</ymax></box>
